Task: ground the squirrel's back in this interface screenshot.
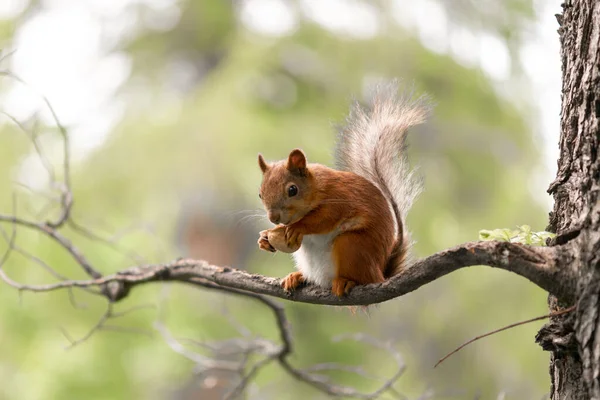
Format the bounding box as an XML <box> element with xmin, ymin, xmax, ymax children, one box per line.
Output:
<box><xmin>334</xmin><ymin>80</ymin><xmax>431</xmax><ymax>276</ymax></box>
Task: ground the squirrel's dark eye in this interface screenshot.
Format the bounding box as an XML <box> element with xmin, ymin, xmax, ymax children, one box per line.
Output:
<box><xmin>288</xmin><ymin>185</ymin><xmax>298</xmax><ymax>197</ymax></box>
<box><xmin>258</xmin><ymin>193</ymin><xmax>262</xmax><ymax>199</ymax></box>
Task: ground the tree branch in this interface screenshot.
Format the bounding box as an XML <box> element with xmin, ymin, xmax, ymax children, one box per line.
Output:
<box><xmin>0</xmin><ymin>240</ymin><xmax>576</xmax><ymax>305</ymax></box>
<box><xmin>0</xmin><ymin>214</ymin><xmax>101</xmax><ymax>278</ymax></box>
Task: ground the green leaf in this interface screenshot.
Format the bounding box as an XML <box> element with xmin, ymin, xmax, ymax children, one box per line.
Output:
<box><xmin>479</xmin><ymin>226</ymin><xmax>556</xmax><ymax>246</ymax></box>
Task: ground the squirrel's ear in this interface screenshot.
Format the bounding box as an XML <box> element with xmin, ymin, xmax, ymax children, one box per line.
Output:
<box><xmin>258</xmin><ymin>154</ymin><xmax>270</xmax><ymax>173</ymax></box>
<box><xmin>286</xmin><ymin>149</ymin><xmax>307</xmax><ymax>176</ymax></box>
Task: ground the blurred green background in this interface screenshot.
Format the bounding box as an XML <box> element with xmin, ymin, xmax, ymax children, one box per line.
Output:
<box><xmin>0</xmin><ymin>0</ymin><xmax>561</xmax><ymax>399</ymax></box>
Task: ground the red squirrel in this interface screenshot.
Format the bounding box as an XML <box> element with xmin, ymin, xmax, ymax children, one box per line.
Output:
<box><xmin>257</xmin><ymin>82</ymin><xmax>430</xmax><ymax>297</ymax></box>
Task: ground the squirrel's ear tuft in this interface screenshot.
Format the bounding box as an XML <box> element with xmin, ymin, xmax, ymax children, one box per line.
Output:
<box><xmin>258</xmin><ymin>154</ymin><xmax>269</xmax><ymax>173</ymax></box>
<box><xmin>286</xmin><ymin>149</ymin><xmax>307</xmax><ymax>176</ymax></box>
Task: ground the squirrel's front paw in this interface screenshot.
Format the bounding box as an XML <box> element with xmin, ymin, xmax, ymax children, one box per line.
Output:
<box><xmin>258</xmin><ymin>230</ymin><xmax>276</xmax><ymax>252</ymax></box>
<box><xmin>284</xmin><ymin>225</ymin><xmax>304</xmax><ymax>249</ymax></box>
<box><xmin>281</xmin><ymin>271</ymin><xmax>306</xmax><ymax>292</ymax></box>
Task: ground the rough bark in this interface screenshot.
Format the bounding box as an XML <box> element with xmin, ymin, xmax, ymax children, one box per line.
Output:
<box><xmin>543</xmin><ymin>0</ymin><xmax>600</xmax><ymax>398</ymax></box>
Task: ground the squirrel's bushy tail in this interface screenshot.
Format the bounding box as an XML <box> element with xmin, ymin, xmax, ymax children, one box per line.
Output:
<box><xmin>335</xmin><ymin>80</ymin><xmax>431</xmax><ymax>278</ymax></box>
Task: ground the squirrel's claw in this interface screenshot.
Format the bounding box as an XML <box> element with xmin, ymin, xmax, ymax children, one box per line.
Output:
<box><xmin>281</xmin><ymin>271</ymin><xmax>305</xmax><ymax>293</ymax></box>
<box><xmin>331</xmin><ymin>277</ymin><xmax>356</xmax><ymax>297</ymax></box>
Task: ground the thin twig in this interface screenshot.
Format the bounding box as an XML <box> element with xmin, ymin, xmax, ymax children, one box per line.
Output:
<box><xmin>60</xmin><ymin>302</ymin><xmax>157</xmax><ymax>349</ymax></box>
<box><xmin>0</xmin><ymin>49</ymin><xmax>17</xmax><ymax>64</ymax></box>
<box><xmin>0</xmin><ymin>214</ymin><xmax>101</xmax><ymax>278</ymax></box>
<box><xmin>0</xmin><ymin>224</ymin><xmax>99</xmax><ymax>295</ymax></box>
<box><xmin>62</xmin><ymin>303</ymin><xmax>113</xmax><ymax>349</ymax></box>
<box><xmin>434</xmin><ymin>305</ymin><xmax>576</xmax><ymax>368</ymax></box>
<box><xmin>1</xmin><ymin>71</ymin><xmax>72</xmax><ymax>229</ymax></box>
<box><xmin>1</xmin><ymin>111</ymin><xmax>56</xmax><ymax>183</ymax></box>
<box><xmin>0</xmin><ymin>206</ymin><xmax>17</xmax><ymax>271</ymax></box>
<box><xmin>154</xmin><ymin>313</ymin><xmax>242</xmax><ymax>372</ymax></box>
<box><xmin>67</xmin><ymin>219</ymin><xmax>148</xmax><ymax>265</ymax></box>
<box><xmin>0</xmin><ymin>224</ymin><xmax>96</xmax><ymax>307</ymax></box>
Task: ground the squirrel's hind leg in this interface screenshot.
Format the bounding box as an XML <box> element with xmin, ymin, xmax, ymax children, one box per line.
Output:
<box><xmin>331</xmin><ymin>232</ymin><xmax>385</xmax><ymax>297</ymax></box>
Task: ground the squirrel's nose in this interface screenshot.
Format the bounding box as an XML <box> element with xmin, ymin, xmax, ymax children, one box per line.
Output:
<box><xmin>268</xmin><ymin>211</ymin><xmax>281</xmax><ymax>224</ymax></box>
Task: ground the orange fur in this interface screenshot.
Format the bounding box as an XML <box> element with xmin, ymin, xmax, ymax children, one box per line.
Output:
<box><xmin>293</xmin><ymin>165</ymin><xmax>394</xmax><ymax>294</ymax></box>
<box><xmin>259</xmin><ymin>151</ymin><xmax>396</xmax><ymax>296</ymax></box>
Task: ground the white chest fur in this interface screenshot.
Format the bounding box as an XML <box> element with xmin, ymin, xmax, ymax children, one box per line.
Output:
<box><xmin>292</xmin><ymin>232</ymin><xmax>338</xmax><ymax>287</ymax></box>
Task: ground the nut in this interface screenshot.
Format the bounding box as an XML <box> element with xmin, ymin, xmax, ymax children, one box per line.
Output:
<box><xmin>267</xmin><ymin>225</ymin><xmax>301</xmax><ymax>253</ymax></box>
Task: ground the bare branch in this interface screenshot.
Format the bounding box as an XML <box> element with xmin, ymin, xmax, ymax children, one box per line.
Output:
<box><xmin>278</xmin><ymin>333</ymin><xmax>405</xmax><ymax>399</ymax></box>
<box><xmin>0</xmin><ymin>224</ymin><xmax>99</xmax><ymax>307</ymax></box>
<box><xmin>61</xmin><ymin>303</ymin><xmax>114</xmax><ymax>349</ymax></box>
<box><xmin>1</xmin><ymin>72</ymin><xmax>73</xmax><ymax>228</ymax></box>
<box><xmin>0</xmin><ymin>240</ymin><xmax>573</xmax><ymax>306</ymax></box>
<box><xmin>1</xmin><ymin>111</ymin><xmax>56</xmax><ymax>183</ymax></box>
<box><xmin>42</xmin><ymin>94</ymin><xmax>73</xmax><ymax>229</ymax></box>
<box><xmin>0</xmin><ymin>207</ymin><xmax>17</xmax><ymax>271</ymax></box>
<box><xmin>177</xmin><ymin>278</ymin><xmax>405</xmax><ymax>399</ymax></box>
<box><xmin>0</xmin><ymin>49</ymin><xmax>17</xmax><ymax>64</ymax></box>
<box><xmin>0</xmin><ymin>224</ymin><xmax>97</xmax><ymax>291</ymax></box>
<box><xmin>0</xmin><ymin>214</ymin><xmax>101</xmax><ymax>278</ymax></box>
<box><xmin>435</xmin><ymin>305</ymin><xmax>577</xmax><ymax>368</ymax></box>
<box><xmin>60</xmin><ymin>302</ymin><xmax>156</xmax><ymax>349</ymax></box>
<box><xmin>67</xmin><ymin>219</ymin><xmax>148</xmax><ymax>265</ymax></box>
<box><xmin>154</xmin><ymin>320</ymin><xmax>243</xmax><ymax>371</ymax></box>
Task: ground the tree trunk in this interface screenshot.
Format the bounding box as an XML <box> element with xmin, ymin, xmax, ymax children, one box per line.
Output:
<box><xmin>541</xmin><ymin>0</ymin><xmax>600</xmax><ymax>399</ymax></box>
